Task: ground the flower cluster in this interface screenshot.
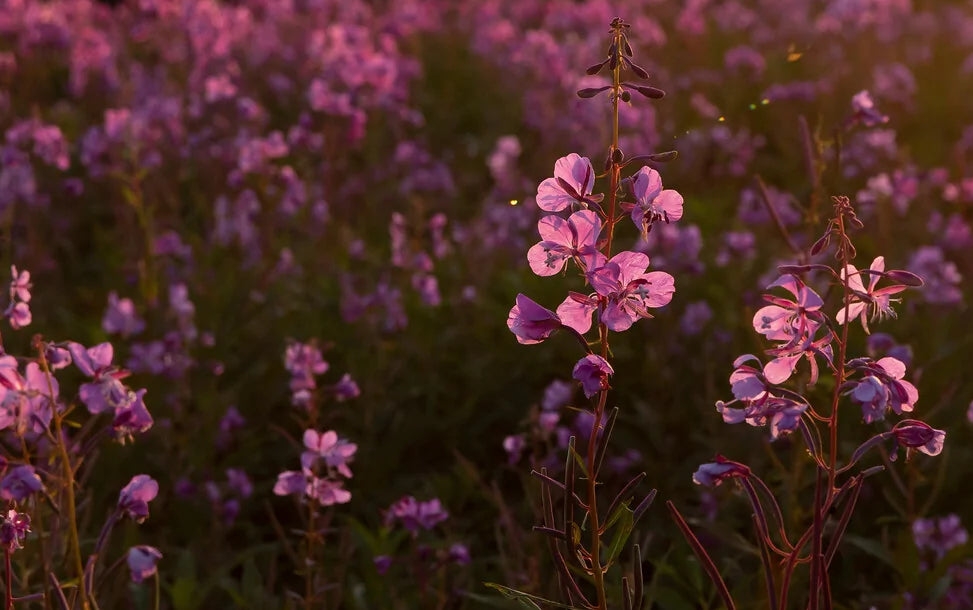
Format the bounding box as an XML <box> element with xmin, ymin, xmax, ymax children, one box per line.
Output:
<box><xmin>274</xmin><ymin>429</ymin><xmax>356</xmax><ymax>506</ymax></box>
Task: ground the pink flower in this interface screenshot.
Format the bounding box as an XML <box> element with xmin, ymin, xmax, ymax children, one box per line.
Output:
<box><xmin>0</xmin><ymin>509</ymin><xmax>30</xmax><ymax>553</ymax></box>
<box><xmin>586</xmin><ymin>251</ymin><xmax>675</xmax><ymax>332</ymax></box>
<box><xmin>127</xmin><ymin>546</ymin><xmax>162</xmax><ymax>583</ymax></box>
<box><xmin>628</xmin><ymin>166</ymin><xmax>684</xmax><ymax>235</ymax></box>
<box><xmin>837</xmin><ymin>256</ymin><xmax>913</xmax><ymax>334</ymax></box>
<box><xmin>846</xmin><ymin>356</ymin><xmax>918</xmax><ymax>423</ymax></box>
<box><xmin>573</xmin><ymin>355</ymin><xmax>614</xmax><ymax>398</ymax></box>
<box><xmin>118</xmin><ymin>475</ymin><xmax>159</xmax><ymax>523</ymax></box>
<box><xmin>753</xmin><ymin>274</ymin><xmax>824</xmax><ymax>346</ymax></box>
<box><xmin>891</xmin><ymin>420</ymin><xmax>945</xmax><ymax>457</ymax></box>
<box><xmin>850</xmin><ymin>90</ymin><xmax>888</xmax><ymax>128</ymax></box>
<box><xmin>301</xmin><ymin>429</ymin><xmax>357</xmax><ymax>479</ymax></box>
<box><xmin>386</xmin><ymin>496</ymin><xmax>449</xmax><ymax>532</ymax></box>
<box><xmin>507</xmin><ymin>294</ymin><xmax>561</xmax><ymax>344</ymax></box>
<box><xmin>535</xmin><ymin>153</ymin><xmax>596</xmax><ymax>212</ymax></box>
<box><xmin>0</xmin><ymin>466</ymin><xmax>43</xmax><ymax>502</ymax></box>
<box><xmin>527</xmin><ymin>210</ymin><xmax>603</xmax><ymax>276</ymax></box>
<box><xmin>307</xmin><ymin>477</ymin><xmax>351</xmax><ymax>506</ymax></box>
<box><xmin>692</xmin><ymin>456</ymin><xmax>751</xmax><ymax>487</ymax></box>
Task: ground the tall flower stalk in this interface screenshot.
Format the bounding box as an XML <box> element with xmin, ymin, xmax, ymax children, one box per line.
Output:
<box><xmin>499</xmin><ymin>18</ymin><xmax>679</xmax><ymax>610</ymax></box>
<box><xmin>680</xmin><ymin>195</ymin><xmax>940</xmax><ymax>608</ymax></box>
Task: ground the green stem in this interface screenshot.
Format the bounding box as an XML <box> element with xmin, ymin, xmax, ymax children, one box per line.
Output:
<box><xmin>37</xmin><ymin>346</ymin><xmax>89</xmax><ymax>610</ymax></box>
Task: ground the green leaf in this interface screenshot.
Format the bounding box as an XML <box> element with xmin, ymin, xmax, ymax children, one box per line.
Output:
<box><xmin>483</xmin><ymin>583</ymin><xmax>585</xmax><ymax>609</ymax></box>
<box><xmin>604</xmin><ymin>505</ymin><xmax>635</xmax><ymax>567</ymax></box>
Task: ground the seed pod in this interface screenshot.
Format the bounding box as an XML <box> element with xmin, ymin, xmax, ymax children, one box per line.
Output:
<box><xmin>623</xmin><ymin>38</ymin><xmax>633</xmax><ymax>57</ymax></box>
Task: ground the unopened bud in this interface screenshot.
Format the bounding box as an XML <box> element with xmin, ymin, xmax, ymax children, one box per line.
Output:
<box><xmin>625</xmin><ymin>59</ymin><xmax>650</xmax><ymax>80</ymax></box>
<box><xmin>612</xmin><ymin>147</ymin><xmax>624</xmax><ymax>163</ymax></box>
<box><xmin>577</xmin><ymin>86</ymin><xmax>611</xmax><ymax>99</ymax></box>
<box><xmin>635</xmin><ymin>86</ymin><xmax>665</xmax><ymax>99</ymax></box>
<box><xmin>620</xmin><ymin>90</ymin><xmax>631</xmax><ymax>102</ymax></box>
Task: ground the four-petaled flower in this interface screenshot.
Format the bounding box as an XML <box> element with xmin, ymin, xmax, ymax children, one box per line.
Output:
<box><xmin>507</xmin><ymin>294</ymin><xmax>561</xmax><ymax>344</ymax></box>
<box><xmin>527</xmin><ymin>210</ymin><xmax>604</xmax><ymax>276</ymax></box>
<box><xmin>573</xmin><ymin>355</ymin><xmax>614</xmax><ymax>398</ymax></box>
<box><xmin>535</xmin><ymin>153</ymin><xmax>597</xmax><ymax>212</ymax></box>
<box><xmin>301</xmin><ymin>429</ymin><xmax>357</xmax><ymax>479</ymax></box>
<box><xmin>753</xmin><ymin>274</ymin><xmax>825</xmax><ymax>346</ymax></box>
<box><xmin>118</xmin><ymin>474</ymin><xmax>159</xmax><ymax>523</ymax></box>
<box><xmin>837</xmin><ymin>256</ymin><xmax>911</xmax><ymax>334</ymax></box>
<box><xmin>846</xmin><ymin>357</ymin><xmax>918</xmax><ymax>423</ymax></box>
<box><xmin>586</xmin><ymin>251</ymin><xmax>675</xmax><ymax>332</ymax></box>
<box><xmin>628</xmin><ymin>166</ymin><xmax>684</xmax><ymax>236</ymax></box>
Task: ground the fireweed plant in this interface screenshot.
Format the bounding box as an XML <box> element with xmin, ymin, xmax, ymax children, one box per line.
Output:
<box><xmin>680</xmin><ymin>195</ymin><xmax>941</xmax><ymax>609</ymax></box>
<box><xmin>0</xmin><ymin>268</ymin><xmax>159</xmax><ymax>609</ymax></box>
<box><xmin>500</xmin><ymin>18</ymin><xmax>680</xmax><ymax>610</ymax></box>
<box><xmin>272</xmin><ymin>339</ymin><xmax>359</xmax><ymax>608</ymax></box>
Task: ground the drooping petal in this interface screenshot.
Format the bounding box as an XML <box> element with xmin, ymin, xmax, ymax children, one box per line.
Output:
<box><xmin>557</xmin><ymin>293</ymin><xmax>597</xmax><ymax>335</ymax></box>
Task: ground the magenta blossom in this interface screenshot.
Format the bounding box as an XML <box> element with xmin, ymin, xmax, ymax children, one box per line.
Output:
<box><xmin>837</xmin><ymin>256</ymin><xmax>915</xmax><ymax>334</ymax></box>
<box><xmin>717</xmin><ymin>392</ymin><xmax>808</xmax><ymax>440</ymax></box>
<box><xmin>527</xmin><ymin>210</ymin><xmax>603</xmax><ymax>276</ymax></box>
<box><xmin>628</xmin><ymin>166</ymin><xmax>684</xmax><ymax>235</ymax></box>
<box><xmin>0</xmin><ymin>510</ymin><xmax>30</xmax><ymax>553</ymax></box>
<box><xmin>891</xmin><ymin>420</ymin><xmax>945</xmax><ymax>458</ymax></box>
<box><xmin>692</xmin><ymin>456</ymin><xmax>751</xmax><ymax>487</ymax></box>
<box><xmin>762</xmin><ymin>324</ymin><xmax>834</xmax><ymax>385</ymax></box>
<box><xmin>586</xmin><ymin>251</ymin><xmax>675</xmax><ymax>332</ymax></box>
<box><xmin>307</xmin><ymin>477</ymin><xmax>352</xmax><ymax>506</ymax></box>
<box><xmin>103</xmin><ymin>291</ymin><xmax>145</xmax><ymax>336</ymax></box>
<box><xmin>850</xmin><ymin>90</ymin><xmax>889</xmax><ymax>128</ymax></box>
<box><xmin>67</xmin><ymin>342</ymin><xmax>128</xmax><ymax>414</ymax></box>
<box><xmin>753</xmin><ymin>274</ymin><xmax>825</xmax><ymax>346</ymax></box>
<box><xmin>127</xmin><ymin>546</ymin><xmax>162</xmax><ymax>583</ymax></box>
<box><xmin>536</xmin><ymin>153</ymin><xmax>597</xmax><ymax>212</ymax></box>
<box><xmin>118</xmin><ymin>475</ymin><xmax>159</xmax><ymax>523</ymax></box>
<box><xmin>0</xmin><ymin>465</ymin><xmax>43</xmax><ymax>502</ymax></box>
<box><xmin>301</xmin><ymin>429</ymin><xmax>357</xmax><ymax>479</ymax></box>
<box><xmin>572</xmin><ymin>355</ymin><xmax>614</xmax><ymax>398</ymax></box>
<box><xmin>386</xmin><ymin>496</ymin><xmax>449</xmax><ymax>533</ymax></box>
<box><xmin>507</xmin><ymin>294</ymin><xmax>561</xmax><ymax>344</ymax></box>
<box><xmin>846</xmin><ymin>356</ymin><xmax>918</xmax><ymax>423</ymax></box>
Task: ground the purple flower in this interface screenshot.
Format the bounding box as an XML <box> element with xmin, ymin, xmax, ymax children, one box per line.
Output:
<box><xmin>502</xmin><ymin>434</ymin><xmax>525</xmax><ymax>464</ymax></box>
<box><xmin>448</xmin><ymin>543</ymin><xmax>471</xmax><ymax>565</ymax></box>
<box><xmin>301</xmin><ymin>429</ymin><xmax>357</xmax><ymax>479</ymax></box>
<box><xmin>67</xmin><ymin>342</ymin><xmax>126</xmax><ymax>414</ymax></box>
<box><xmin>679</xmin><ymin>301</ymin><xmax>713</xmax><ymax>336</ymax></box>
<box><xmin>572</xmin><ymin>355</ymin><xmax>613</xmax><ymax>398</ymax></box>
<box><xmin>307</xmin><ymin>477</ymin><xmax>351</xmax><ymax>506</ymax></box>
<box><xmin>850</xmin><ymin>90</ymin><xmax>889</xmax><ymax>127</ymax></box>
<box><xmin>127</xmin><ymin>546</ymin><xmax>162</xmax><ymax>583</ymax></box>
<box><xmin>846</xmin><ymin>357</ymin><xmax>918</xmax><ymax>423</ymax></box>
<box><xmin>507</xmin><ymin>294</ymin><xmax>561</xmax><ymax>344</ymax></box>
<box><xmin>913</xmin><ymin>515</ymin><xmax>968</xmax><ymax>562</ymax></box>
<box><xmin>585</xmin><ymin>251</ymin><xmax>675</xmax><ymax>332</ymax></box>
<box><xmin>333</xmin><ymin>374</ymin><xmax>360</xmax><ymax>401</ymax></box>
<box><xmin>387</xmin><ymin>496</ymin><xmax>449</xmax><ymax>533</ymax></box>
<box><xmin>8</xmin><ymin>266</ymin><xmax>30</xmax><ymax>303</ymax></box>
<box><xmin>273</xmin><ymin>471</ymin><xmax>306</xmax><ymax>496</ymax></box>
<box><xmin>527</xmin><ymin>210</ymin><xmax>603</xmax><ymax>276</ymax></box>
<box><xmin>112</xmin><ymin>389</ymin><xmax>153</xmax><ymax>440</ymax></box>
<box><xmin>891</xmin><ymin>420</ymin><xmax>945</xmax><ymax>457</ymax></box>
<box><xmin>0</xmin><ymin>466</ymin><xmax>43</xmax><ymax>502</ymax></box>
<box><xmin>535</xmin><ymin>153</ymin><xmax>596</xmax><ymax>212</ymax></box>
<box><xmin>0</xmin><ymin>510</ymin><xmax>30</xmax><ymax>553</ymax></box>
<box><xmin>102</xmin><ymin>291</ymin><xmax>145</xmax><ymax>337</ymax></box>
<box><xmin>837</xmin><ymin>257</ymin><xmax>916</xmax><ymax>333</ymax></box>
<box><xmin>628</xmin><ymin>166</ymin><xmax>684</xmax><ymax>235</ymax></box>
<box><xmin>753</xmin><ymin>275</ymin><xmax>824</xmax><ymax>345</ymax></box>
<box><xmin>692</xmin><ymin>456</ymin><xmax>751</xmax><ymax>487</ymax></box>
<box><xmin>374</xmin><ymin>555</ymin><xmax>393</xmax><ymax>575</ymax></box>
<box><xmin>118</xmin><ymin>475</ymin><xmax>159</xmax><ymax>523</ymax></box>
<box><xmin>226</xmin><ymin>468</ymin><xmax>253</xmax><ymax>498</ymax></box>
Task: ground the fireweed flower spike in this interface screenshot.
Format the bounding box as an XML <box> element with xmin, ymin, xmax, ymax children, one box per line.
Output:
<box><xmin>700</xmin><ymin>196</ymin><xmax>936</xmax><ymax>609</ymax></box>
<box><xmin>503</xmin><ymin>18</ymin><xmax>677</xmax><ymax>610</ymax></box>
<box><xmin>535</xmin><ymin>153</ymin><xmax>598</xmax><ymax>212</ymax></box>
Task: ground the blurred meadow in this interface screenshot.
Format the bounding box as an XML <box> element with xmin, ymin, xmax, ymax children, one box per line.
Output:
<box><xmin>0</xmin><ymin>0</ymin><xmax>972</xmax><ymax>608</ymax></box>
